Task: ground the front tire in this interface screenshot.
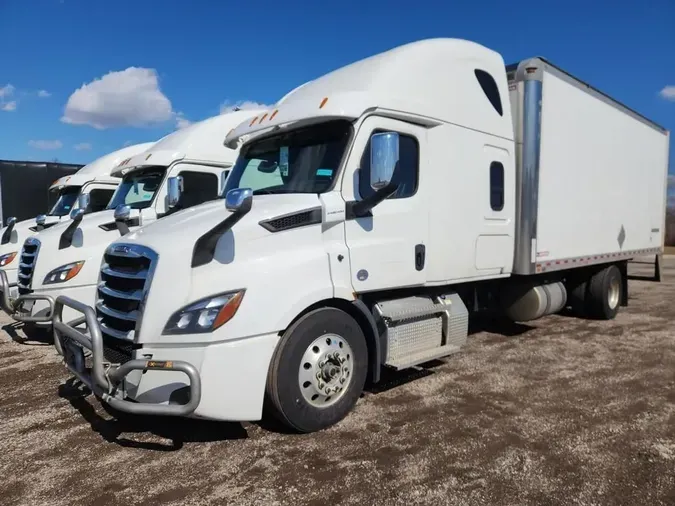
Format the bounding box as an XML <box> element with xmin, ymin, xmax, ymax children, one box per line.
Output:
<box><xmin>265</xmin><ymin>307</ymin><xmax>368</xmax><ymax>433</ymax></box>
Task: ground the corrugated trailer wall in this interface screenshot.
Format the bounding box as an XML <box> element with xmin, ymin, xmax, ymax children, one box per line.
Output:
<box><xmin>0</xmin><ymin>160</ymin><xmax>82</xmax><ymax>223</ymax></box>
<box><xmin>506</xmin><ymin>58</ymin><xmax>669</xmax><ymax>275</ymax></box>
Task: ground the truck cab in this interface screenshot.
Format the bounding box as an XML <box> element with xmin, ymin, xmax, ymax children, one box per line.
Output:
<box><xmin>1</xmin><ymin>109</ymin><xmax>266</xmax><ymax>327</ymax></box>
<box><xmin>0</xmin><ymin>142</ymin><xmax>154</xmax><ymax>295</ymax></box>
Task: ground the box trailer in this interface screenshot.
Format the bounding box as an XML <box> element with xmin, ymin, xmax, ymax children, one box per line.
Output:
<box><xmin>0</xmin><ymin>160</ymin><xmax>82</xmax><ymax>224</ymax></box>
<box><xmin>50</xmin><ymin>38</ymin><xmax>670</xmax><ymax>434</ymax></box>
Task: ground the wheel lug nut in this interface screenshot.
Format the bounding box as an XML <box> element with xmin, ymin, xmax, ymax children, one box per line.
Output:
<box><xmin>340</xmin><ymin>377</ymin><xmax>345</xmax><ymax>383</ymax></box>
<box><xmin>325</xmin><ymin>388</ymin><xmax>331</xmax><ymax>394</ymax></box>
<box><xmin>318</xmin><ymin>382</ymin><xmax>324</xmax><ymax>389</ymax></box>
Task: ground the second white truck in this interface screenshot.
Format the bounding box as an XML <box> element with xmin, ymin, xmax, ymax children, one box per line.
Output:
<box><xmin>0</xmin><ymin>109</ymin><xmax>265</xmax><ymax>328</ymax></box>
<box><xmin>0</xmin><ymin>143</ymin><xmax>154</xmax><ymax>296</ymax></box>
<box><xmin>52</xmin><ymin>38</ymin><xmax>669</xmax><ymax>433</ymax></box>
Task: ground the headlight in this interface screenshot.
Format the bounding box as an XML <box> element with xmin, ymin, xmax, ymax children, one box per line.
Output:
<box><xmin>0</xmin><ymin>252</ymin><xmax>17</xmax><ymax>267</ymax></box>
<box><xmin>43</xmin><ymin>261</ymin><xmax>85</xmax><ymax>285</ymax></box>
<box><xmin>163</xmin><ymin>290</ymin><xmax>245</xmax><ymax>335</ymax></box>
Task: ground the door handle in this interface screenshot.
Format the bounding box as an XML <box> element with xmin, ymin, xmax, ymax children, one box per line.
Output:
<box><xmin>415</xmin><ymin>244</ymin><xmax>426</xmax><ymax>271</ymax></box>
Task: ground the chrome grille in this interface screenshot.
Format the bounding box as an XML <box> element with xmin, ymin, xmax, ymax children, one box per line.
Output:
<box><xmin>95</xmin><ymin>244</ymin><xmax>157</xmax><ymax>343</ymax></box>
<box><xmin>17</xmin><ymin>238</ymin><xmax>41</xmax><ymax>295</ymax></box>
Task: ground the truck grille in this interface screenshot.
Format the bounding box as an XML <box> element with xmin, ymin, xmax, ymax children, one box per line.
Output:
<box><xmin>17</xmin><ymin>238</ymin><xmax>41</xmax><ymax>295</ymax></box>
<box><xmin>96</xmin><ymin>244</ymin><xmax>157</xmax><ymax>343</ymax></box>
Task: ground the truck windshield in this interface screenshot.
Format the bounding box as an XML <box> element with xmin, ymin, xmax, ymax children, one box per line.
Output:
<box><xmin>106</xmin><ymin>167</ymin><xmax>166</xmax><ymax>210</ymax></box>
<box><xmin>225</xmin><ymin>120</ymin><xmax>352</xmax><ymax>195</ymax></box>
<box><xmin>48</xmin><ymin>186</ymin><xmax>81</xmax><ymax>216</ymax></box>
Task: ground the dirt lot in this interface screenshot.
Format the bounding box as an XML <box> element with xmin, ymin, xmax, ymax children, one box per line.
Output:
<box><xmin>1</xmin><ymin>258</ymin><xmax>674</xmax><ymax>506</ymax></box>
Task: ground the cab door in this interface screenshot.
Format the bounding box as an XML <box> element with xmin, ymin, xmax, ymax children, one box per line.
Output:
<box><xmin>342</xmin><ymin>116</ymin><xmax>428</xmax><ymax>292</ymax></box>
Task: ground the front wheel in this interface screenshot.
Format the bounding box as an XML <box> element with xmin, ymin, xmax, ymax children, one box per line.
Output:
<box><xmin>265</xmin><ymin>307</ymin><xmax>368</xmax><ymax>433</ymax></box>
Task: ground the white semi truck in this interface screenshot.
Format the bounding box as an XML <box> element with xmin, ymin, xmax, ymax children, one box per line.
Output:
<box><xmin>0</xmin><ymin>109</ymin><xmax>265</xmax><ymax>328</ymax></box>
<box><xmin>0</xmin><ymin>143</ymin><xmax>154</xmax><ymax>297</ymax></box>
<box><xmin>51</xmin><ymin>38</ymin><xmax>669</xmax><ymax>433</ymax></box>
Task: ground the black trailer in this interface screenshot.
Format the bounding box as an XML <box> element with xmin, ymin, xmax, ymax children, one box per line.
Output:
<box><xmin>0</xmin><ymin>160</ymin><xmax>83</xmax><ymax>224</ymax></box>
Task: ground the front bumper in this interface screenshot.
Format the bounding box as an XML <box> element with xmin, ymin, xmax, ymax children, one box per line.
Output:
<box><xmin>0</xmin><ymin>269</ymin><xmax>54</xmax><ymax>323</ymax></box>
<box><xmin>52</xmin><ymin>295</ymin><xmax>202</xmax><ymax>417</ymax></box>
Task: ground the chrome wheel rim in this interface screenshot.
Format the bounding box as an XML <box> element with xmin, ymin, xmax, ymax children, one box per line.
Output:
<box><xmin>298</xmin><ymin>333</ymin><xmax>353</xmax><ymax>408</ymax></box>
<box><xmin>608</xmin><ymin>276</ymin><xmax>620</xmax><ymax>309</ymax></box>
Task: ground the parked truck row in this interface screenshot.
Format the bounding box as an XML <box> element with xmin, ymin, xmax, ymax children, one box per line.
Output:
<box><xmin>1</xmin><ymin>38</ymin><xmax>669</xmax><ymax>433</ymax></box>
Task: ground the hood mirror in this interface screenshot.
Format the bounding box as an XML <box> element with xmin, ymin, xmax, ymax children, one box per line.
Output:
<box><xmin>114</xmin><ymin>204</ymin><xmax>132</xmax><ymax>236</ymax></box>
<box><xmin>225</xmin><ymin>188</ymin><xmax>253</xmax><ymax>214</ymax></box>
<box><xmin>1</xmin><ymin>217</ymin><xmax>17</xmax><ymax>244</ymax></box>
<box><xmin>69</xmin><ymin>208</ymin><xmax>85</xmax><ymax>223</ymax></box>
<box><xmin>35</xmin><ymin>214</ymin><xmax>47</xmax><ymax>226</ymax></box>
<box><xmin>167</xmin><ymin>176</ymin><xmax>184</xmax><ymax>209</ymax></box>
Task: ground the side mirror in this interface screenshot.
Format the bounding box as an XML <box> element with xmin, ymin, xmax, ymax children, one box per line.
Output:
<box><xmin>69</xmin><ymin>208</ymin><xmax>85</xmax><ymax>223</ymax></box>
<box><xmin>369</xmin><ymin>132</ymin><xmax>399</xmax><ymax>189</ymax></box>
<box><xmin>6</xmin><ymin>217</ymin><xmax>16</xmax><ymax>227</ymax></box>
<box><xmin>35</xmin><ymin>214</ymin><xmax>47</xmax><ymax>226</ymax></box>
<box><xmin>225</xmin><ymin>188</ymin><xmax>253</xmax><ymax>214</ymax></box>
<box><xmin>78</xmin><ymin>193</ymin><xmax>91</xmax><ymax>212</ymax></box>
<box><xmin>167</xmin><ymin>176</ymin><xmax>184</xmax><ymax>209</ymax></box>
<box><xmin>114</xmin><ymin>204</ymin><xmax>131</xmax><ymax>236</ymax></box>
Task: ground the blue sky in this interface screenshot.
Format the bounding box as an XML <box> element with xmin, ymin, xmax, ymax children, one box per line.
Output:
<box><xmin>0</xmin><ymin>0</ymin><xmax>673</xmax><ymax>184</ymax></box>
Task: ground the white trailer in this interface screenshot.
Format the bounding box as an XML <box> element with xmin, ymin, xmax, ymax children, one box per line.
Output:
<box><xmin>0</xmin><ymin>109</ymin><xmax>265</xmax><ymax>328</ymax></box>
<box><xmin>52</xmin><ymin>38</ymin><xmax>669</xmax><ymax>433</ymax></box>
<box><xmin>0</xmin><ymin>143</ymin><xmax>154</xmax><ymax>294</ymax></box>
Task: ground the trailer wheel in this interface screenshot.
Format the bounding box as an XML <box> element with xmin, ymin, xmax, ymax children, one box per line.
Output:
<box><xmin>265</xmin><ymin>307</ymin><xmax>368</xmax><ymax>433</ymax></box>
<box><xmin>586</xmin><ymin>264</ymin><xmax>622</xmax><ymax>320</ymax></box>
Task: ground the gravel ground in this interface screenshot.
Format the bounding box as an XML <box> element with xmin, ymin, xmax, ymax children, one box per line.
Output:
<box><xmin>1</xmin><ymin>257</ymin><xmax>674</xmax><ymax>506</ymax></box>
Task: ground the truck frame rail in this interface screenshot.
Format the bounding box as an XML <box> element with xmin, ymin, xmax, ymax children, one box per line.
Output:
<box><xmin>52</xmin><ymin>295</ymin><xmax>202</xmax><ymax>416</ymax></box>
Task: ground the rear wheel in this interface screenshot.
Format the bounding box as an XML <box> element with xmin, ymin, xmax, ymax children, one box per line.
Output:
<box><xmin>586</xmin><ymin>264</ymin><xmax>622</xmax><ymax>320</ymax></box>
<box><xmin>265</xmin><ymin>307</ymin><xmax>368</xmax><ymax>433</ymax></box>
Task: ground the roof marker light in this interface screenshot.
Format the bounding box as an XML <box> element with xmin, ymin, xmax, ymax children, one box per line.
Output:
<box><xmin>269</xmin><ymin>109</ymin><xmax>278</xmax><ymax>121</ymax></box>
<box><xmin>260</xmin><ymin>113</ymin><xmax>268</xmax><ymax>122</ymax></box>
<box><xmin>319</xmin><ymin>97</ymin><xmax>328</xmax><ymax>109</ymax></box>
<box><xmin>249</xmin><ymin>116</ymin><xmax>259</xmax><ymax>127</ymax></box>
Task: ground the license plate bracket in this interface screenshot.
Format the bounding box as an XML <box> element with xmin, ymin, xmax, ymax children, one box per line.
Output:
<box><xmin>63</xmin><ymin>341</ymin><xmax>86</xmax><ymax>375</ymax></box>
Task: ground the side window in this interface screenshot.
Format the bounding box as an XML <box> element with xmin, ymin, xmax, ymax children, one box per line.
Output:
<box><xmin>490</xmin><ymin>162</ymin><xmax>504</xmax><ymax>211</ymax></box>
<box><xmin>88</xmin><ymin>188</ymin><xmax>115</xmax><ymax>213</ymax></box>
<box><xmin>475</xmin><ymin>69</ymin><xmax>503</xmax><ymax>116</ymax></box>
<box><xmin>177</xmin><ymin>171</ymin><xmax>219</xmax><ymax>209</ymax></box>
<box><xmin>359</xmin><ymin>132</ymin><xmax>419</xmax><ymax>200</ymax></box>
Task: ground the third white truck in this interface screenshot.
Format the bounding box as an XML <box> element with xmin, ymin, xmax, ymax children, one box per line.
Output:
<box><xmin>51</xmin><ymin>38</ymin><xmax>670</xmax><ymax>433</ymax></box>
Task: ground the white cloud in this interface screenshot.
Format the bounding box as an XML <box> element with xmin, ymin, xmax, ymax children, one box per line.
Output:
<box><xmin>37</xmin><ymin>90</ymin><xmax>51</xmax><ymax>98</ymax></box>
<box><xmin>0</xmin><ymin>84</ymin><xmax>14</xmax><ymax>98</ymax></box>
<box><xmin>74</xmin><ymin>142</ymin><xmax>92</xmax><ymax>151</ymax></box>
<box><xmin>61</xmin><ymin>67</ymin><xmax>174</xmax><ymax>129</ymax></box>
<box><xmin>660</xmin><ymin>86</ymin><xmax>675</xmax><ymax>101</ymax></box>
<box><xmin>219</xmin><ymin>100</ymin><xmax>271</xmax><ymax>114</ymax></box>
<box><xmin>175</xmin><ymin>112</ymin><xmax>192</xmax><ymax>129</ymax></box>
<box><xmin>1</xmin><ymin>84</ymin><xmax>17</xmax><ymax>111</ymax></box>
<box><xmin>28</xmin><ymin>140</ymin><xmax>63</xmax><ymax>150</ymax></box>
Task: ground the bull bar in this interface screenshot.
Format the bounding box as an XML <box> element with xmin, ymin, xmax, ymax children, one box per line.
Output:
<box><xmin>0</xmin><ymin>269</ymin><xmax>54</xmax><ymax>323</ymax></box>
<box><xmin>52</xmin><ymin>294</ymin><xmax>202</xmax><ymax>416</ymax></box>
